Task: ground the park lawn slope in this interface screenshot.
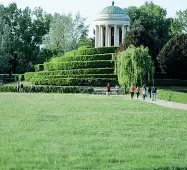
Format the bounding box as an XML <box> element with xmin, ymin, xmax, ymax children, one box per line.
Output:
<box><xmin>0</xmin><ymin>93</ymin><xmax>187</xmax><ymax>169</ymax></box>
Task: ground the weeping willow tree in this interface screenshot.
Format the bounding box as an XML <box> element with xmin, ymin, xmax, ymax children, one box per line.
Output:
<box><xmin>117</xmin><ymin>45</ymin><xmax>155</xmax><ymax>88</ymax></box>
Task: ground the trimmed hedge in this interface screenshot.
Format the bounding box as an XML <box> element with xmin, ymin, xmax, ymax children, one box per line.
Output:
<box><xmin>31</xmin><ymin>74</ymin><xmax>117</xmax><ymax>79</ymax></box>
<box><xmin>30</xmin><ymin>78</ymin><xmax>117</xmax><ymax>86</ymax></box>
<box><xmin>44</xmin><ymin>60</ymin><xmax>114</xmax><ymax>71</ymax></box>
<box><xmin>0</xmin><ymin>85</ymin><xmax>94</xmax><ymax>93</ymax></box>
<box><xmin>51</xmin><ymin>53</ymin><xmax>113</xmax><ymax>62</ymax></box>
<box><xmin>24</xmin><ymin>68</ymin><xmax>115</xmax><ymax>81</ymax></box>
<box><xmin>34</xmin><ymin>64</ymin><xmax>44</xmax><ymax>72</ymax></box>
<box><xmin>64</xmin><ymin>47</ymin><xmax>118</xmax><ymax>56</ymax></box>
<box><xmin>155</xmin><ymin>79</ymin><xmax>187</xmax><ymax>86</ymax></box>
<box><xmin>157</xmin><ymin>90</ymin><xmax>187</xmax><ymax>104</ymax></box>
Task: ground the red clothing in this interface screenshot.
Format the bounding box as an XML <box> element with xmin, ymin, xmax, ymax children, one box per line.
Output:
<box><xmin>130</xmin><ymin>86</ymin><xmax>134</xmax><ymax>92</ymax></box>
<box><xmin>136</xmin><ymin>87</ymin><xmax>140</xmax><ymax>93</ymax></box>
<box><xmin>106</xmin><ymin>84</ymin><xmax>110</xmax><ymax>92</ymax></box>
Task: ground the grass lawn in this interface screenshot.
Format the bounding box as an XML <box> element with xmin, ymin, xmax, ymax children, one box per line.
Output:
<box><xmin>1</xmin><ymin>93</ymin><xmax>187</xmax><ymax>169</ymax></box>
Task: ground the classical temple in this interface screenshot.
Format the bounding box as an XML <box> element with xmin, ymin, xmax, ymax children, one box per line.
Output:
<box><xmin>94</xmin><ymin>2</ymin><xmax>130</xmax><ymax>47</ymax></box>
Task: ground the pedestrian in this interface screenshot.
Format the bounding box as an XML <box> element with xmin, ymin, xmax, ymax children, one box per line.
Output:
<box><xmin>115</xmin><ymin>84</ymin><xmax>119</xmax><ymax>96</ymax></box>
<box><xmin>17</xmin><ymin>82</ymin><xmax>20</xmax><ymax>92</ymax></box>
<box><xmin>142</xmin><ymin>85</ymin><xmax>146</xmax><ymax>100</ymax></box>
<box><xmin>130</xmin><ymin>85</ymin><xmax>135</xmax><ymax>99</ymax></box>
<box><xmin>148</xmin><ymin>86</ymin><xmax>151</xmax><ymax>98</ymax></box>
<box><xmin>30</xmin><ymin>83</ymin><xmax>35</xmax><ymax>93</ymax></box>
<box><xmin>106</xmin><ymin>83</ymin><xmax>110</xmax><ymax>96</ymax></box>
<box><xmin>136</xmin><ymin>86</ymin><xmax>140</xmax><ymax>99</ymax></box>
<box><xmin>20</xmin><ymin>82</ymin><xmax>24</xmax><ymax>92</ymax></box>
<box><xmin>151</xmin><ymin>86</ymin><xmax>157</xmax><ymax>102</ymax></box>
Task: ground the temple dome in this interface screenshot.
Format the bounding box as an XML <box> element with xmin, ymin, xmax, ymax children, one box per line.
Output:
<box><xmin>99</xmin><ymin>6</ymin><xmax>127</xmax><ymax>15</ymax></box>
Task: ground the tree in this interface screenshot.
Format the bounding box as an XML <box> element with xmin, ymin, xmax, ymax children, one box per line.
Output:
<box><xmin>176</xmin><ymin>9</ymin><xmax>187</xmax><ymax>33</ymax></box>
<box><xmin>44</xmin><ymin>12</ymin><xmax>89</xmax><ymax>54</ymax></box>
<box><xmin>117</xmin><ymin>45</ymin><xmax>154</xmax><ymax>88</ymax></box>
<box><xmin>124</xmin><ymin>2</ymin><xmax>173</xmax><ymax>72</ymax></box>
<box><xmin>157</xmin><ymin>34</ymin><xmax>187</xmax><ymax>79</ymax></box>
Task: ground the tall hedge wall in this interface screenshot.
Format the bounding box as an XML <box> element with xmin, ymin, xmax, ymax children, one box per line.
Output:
<box><xmin>44</xmin><ymin>60</ymin><xmax>114</xmax><ymax>71</ymax></box>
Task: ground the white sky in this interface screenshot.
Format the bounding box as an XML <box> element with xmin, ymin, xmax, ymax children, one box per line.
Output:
<box><xmin>0</xmin><ymin>0</ymin><xmax>186</xmax><ymax>37</ymax></box>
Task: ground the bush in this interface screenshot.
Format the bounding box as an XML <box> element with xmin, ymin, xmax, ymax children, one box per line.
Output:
<box><xmin>30</xmin><ymin>77</ymin><xmax>117</xmax><ymax>86</ymax></box>
<box><xmin>24</xmin><ymin>72</ymin><xmax>35</xmax><ymax>81</ymax></box>
<box><xmin>155</xmin><ymin>79</ymin><xmax>187</xmax><ymax>86</ymax></box>
<box><xmin>51</xmin><ymin>53</ymin><xmax>113</xmax><ymax>62</ymax></box>
<box><xmin>0</xmin><ymin>85</ymin><xmax>94</xmax><ymax>93</ymax></box>
<box><xmin>44</xmin><ymin>60</ymin><xmax>114</xmax><ymax>71</ymax></box>
<box><xmin>157</xmin><ymin>90</ymin><xmax>187</xmax><ymax>104</ymax></box>
<box><xmin>18</xmin><ymin>74</ymin><xmax>24</xmax><ymax>81</ymax></box>
<box><xmin>34</xmin><ymin>64</ymin><xmax>44</xmax><ymax>72</ymax></box>
<box><xmin>64</xmin><ymin>47</ymin><xmax>118</xmax><ymax>56</ymax></box>
<box><xmin>157</xmin><ymin>34</ymin><xmax>187</xmax><ymax>79</ymax></box>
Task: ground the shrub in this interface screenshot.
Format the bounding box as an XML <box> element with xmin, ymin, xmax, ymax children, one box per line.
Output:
<box><xmin>18</xmin><ymin>74</ymin><xmax>24</xmax><ymax>81</ymax></box>
<box><xmin>157</xmin><ymin>90</ymin><xmax>187</xmax><ymax>104</ymax></box>
<box><xmin>51</xmin><ymin>53</ymin><xmax>113</xmax><ymax>62</ymax></box>
<box><xmin>44</xmin><ymin>60</ymin><xmax>114</xmax><ymax>71</ymax></box>
<box><xmin>157</xmin><ymin>34</ymin><xmax>187</xmax><ymax>79</ymax></box>
<box><xmin>30</xmin><ymin>77</ymin><xmax>117</xmax><ymax>86</ymax></box>
<box><xmin>64</xmin><ymin>47</ymin><xmax>118</xmax><ymax>56</ymax></box>
<box><xmin>154</xmin><ymin>79</ymin><xmax>187</xmax><ymax>86</ymax></box>
<box><xmin>0</xmin><ymin>85</ymin><xmax>94</xmax><ymax>93</ymax></box>
<box><xmin>24</xmin><ymin>72</ymin><xmax>35</xmax><ymax>81</ymax></box>
<box><xmin>34</xmin><ymin>64</ymin><xmax>44</xmax><ymax>72</ymax></box>
<box><xmin>34</xmin><ymin>68</ymin><xmax>115</xmax><ymax>76</ymax></box>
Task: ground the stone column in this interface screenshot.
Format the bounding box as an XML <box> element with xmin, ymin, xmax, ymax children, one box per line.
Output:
<box><xmin>114</xmin><ymin>25</ymin><xmax>117</xmax><ymax>46</ymax></box>
<box><xmin>127</xmin><ymin>25</ymin><xmax>130</xmax><ymax>32</ymax></box>
<box><xmin>105</xmin><ymin>25</ymin><xmax>108</xmax><ymax>47</ymax></box>
<box><xmin>108</xmin><ymin>26</ymin><xmax>111</xmax><ymax>46</ymax></box>
<box><xmin>98</xmin><ymin>25</ymin><xmax>101</xmax><ymax>47</ymax></box>
<box><xmin>95</xmin><ymin>25</ymin><xmax>99</xmax><ymax>48</ymax></box>
<box><xmin>100</xmin><ymin>26</ymin><xmax>103</xmax><ymax>47</ymax></box>
<box><xmin>117</xmin><ymin>26</ymin><xmax>119</xmax><ymax>46</ymax></box>
<box><xmin>122</xmin><ymin>25</ymin><xmax>125</xmax><ymax>44</ymax></box>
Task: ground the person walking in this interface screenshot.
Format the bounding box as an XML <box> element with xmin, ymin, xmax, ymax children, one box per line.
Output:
<box><xmin>115</xmin><ymin>84</ymin><xmax>119</xmax><ymax>96</ymax></box>
<box><xmin>148</xmin><ymin>86</ymin><xmax>151</xmax><ymax>98</ymax></box>
<box><xmin>130</xmin><ymin>85</ymin><xmax>135</xmax><ymax>99</ymax></box>
<box><xmin>106</xmin><ymin>83</ymin><xmax>110</xmax><ymax>96</ymax></box>
<box><xmin>136</xmin><ymin>86</ymin><xmax>140</xmax><ymax>99</ymax></box>
<box><xmin>151</xmin><ymin>86</ymin><xmax>157</xmax><ymax>102</ymax></box>
<box><xmin>142</xmin><ymin>85</ymin><xmax>146</xmax><ymax>100</ymax></box>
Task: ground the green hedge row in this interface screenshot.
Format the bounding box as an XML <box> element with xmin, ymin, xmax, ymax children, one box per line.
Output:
<box><xmin>155</xmin><ymin>79</ymin><xmax>187</xmax><ymax>86</ymax></box>
<box><xmin>0</xmin><ymin>74</ymin><xmax>24</xmax><ymax>82</ymax></box>
<box><xmin>30</xmin><ymin>78</ymin><xmax>117</xmax><ymax>86</ymax></box>
<box><xmin>24</xmin><ymin>68</ymin><xmax>115</xmax><ymax>81</ymax></box>
<box><xmin>44</xmin><ymin>60</ymin><xmax>114</xmax><ymax>71</ymax></box>
<box><xmin>51</xmin><ymin>53</ymin><xmax>114</xmax><ymax>62</ymax></box>
<box><xmin>157</xmin><ymin>90</ymin><xmax>187</xmax><ymax>104</ymax></box>
<box><xmin>64</xmin><ymin>47</ymin><xmax>118</xmax><ymax>56</ymax></box>
<box><xmin>32</xmin><ymin>74</ymin><xmax>117</xmax><ymax>79</ymax></box>
<box><xmin>0</xmin><ymin>85</ymin><xmax>94</xmax><ymax>93</ymax></box>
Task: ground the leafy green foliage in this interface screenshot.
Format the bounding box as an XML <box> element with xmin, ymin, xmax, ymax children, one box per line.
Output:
<box><xmin>44</xmin><ymin>61</ymin><xmax>114</xmax><ymax>71</ymax></box>
<box><xmin>157</xmin><ymin>34</ymin><xmax>187</xmax><ymax>79</ymax></box>
<box><xmin>176</xmin><ymin>9</ymin><xmax>187</xmax><ymax>33</ymax></box>
<box><xmin>155</xmin><ymin>79</ymin><xmax>187</xmax><ymax>86</ymax></box>
<box><xmin>117</xmin><ymin>45</ymin><xmax>154</xmax><ymax>87</ymax></box>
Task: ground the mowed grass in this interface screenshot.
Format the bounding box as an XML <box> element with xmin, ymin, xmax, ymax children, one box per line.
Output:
<box><xmin>0</xmin><ymin>93</ymin><xmax>187</xmax><ymax>170</ymax></box>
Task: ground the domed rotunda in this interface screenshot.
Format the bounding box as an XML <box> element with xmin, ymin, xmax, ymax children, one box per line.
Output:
<box><xmin>94</xmin><ymin>1</ymin><xmax>130</xmax><ymax>47</ymax></box>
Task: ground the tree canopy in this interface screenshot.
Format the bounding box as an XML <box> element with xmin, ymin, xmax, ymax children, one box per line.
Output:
<box><xmin>117</xmin><ymin>45</ymin><xmax>154</xmax><ymax>87</ymax></box>
<box><xmin>157</xmin><ymin>34</ymin><xmax>187</xmax><ymax>79</ymax></box>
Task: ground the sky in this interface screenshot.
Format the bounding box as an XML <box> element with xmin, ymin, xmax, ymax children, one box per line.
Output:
<box><xmin>0</xmin><ymin>0</ymin><xmax>186</xmax><ymax>37</ymax></box>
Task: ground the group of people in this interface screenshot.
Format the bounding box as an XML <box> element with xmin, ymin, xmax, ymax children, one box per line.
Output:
<box><xmin>106</xmin><ymin>83</ymin><xmax>157</xmax><ymax>102</ymax></box>
<box><xmin>130</xmin><ymin>85</ymin><xmax>157</xmax><ymax>101</ymax></box>
<box><xmin>17</xmin><ymin>82</ymin><xmax>35</xmax><ymax>92</ymax></box>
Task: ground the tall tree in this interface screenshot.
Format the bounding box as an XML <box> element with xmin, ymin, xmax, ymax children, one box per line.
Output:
<box><xmin>117</xmin><ymin>45</ymin><xmax>154</xmax><ymax>88</ymax></box>
<box><xmin>175</xmin><ymin>9</ymin><xmax>187</xmax><ymax>33</ymax></box>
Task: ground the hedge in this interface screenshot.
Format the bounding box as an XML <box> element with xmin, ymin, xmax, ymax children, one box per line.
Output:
<box><xmin>30</xmin><ymin>78</ymin><xmax>117</xmax><ymax>86</ymax></box>
<box><xmin>31</xmin><ymin>74</ymin><xmax>117</xmax><ymax>79</ymax></box>
<box><xmin>155</xmin><ymin>79</ymin><xmax>187</xmax><ymax>86</ymax></box>
<box><xmin>64</xmin><ymin>46</ymin><xmax>118</xmax><ymax>56</ymax></box>
<box><xmin>44</xmin><ymin>60</ymin><xmax>114</xmax><ymax>71</ymax></box>
<box><xmin>34</xmin><ymin>64</ymin><xmax>44</xmax><ymax>72</ymax></box>
<box><xmin>51</xmin><ymin>53</ymin><xmax>114</xmax><ymax>62</ymax></box>
<box><xmin>24</xmin><ymin>68</ymin><xmax>115</xmax><ymax>81</ymax></box>
<box><xmin>0</xmin><ymin>85</ymin><xmax>94</xmax><ymax>93</ymax></box>
<box><xmin>157</xmin><ymin>90</ymin><xmax>187</xmax><ymax>104</ymax></box>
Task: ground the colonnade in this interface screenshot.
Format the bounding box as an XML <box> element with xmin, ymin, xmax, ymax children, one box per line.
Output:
<box><xmin>95</xmin><ymin>25</ymin><xmax>130</xmax><ymax>47</ymax></box>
